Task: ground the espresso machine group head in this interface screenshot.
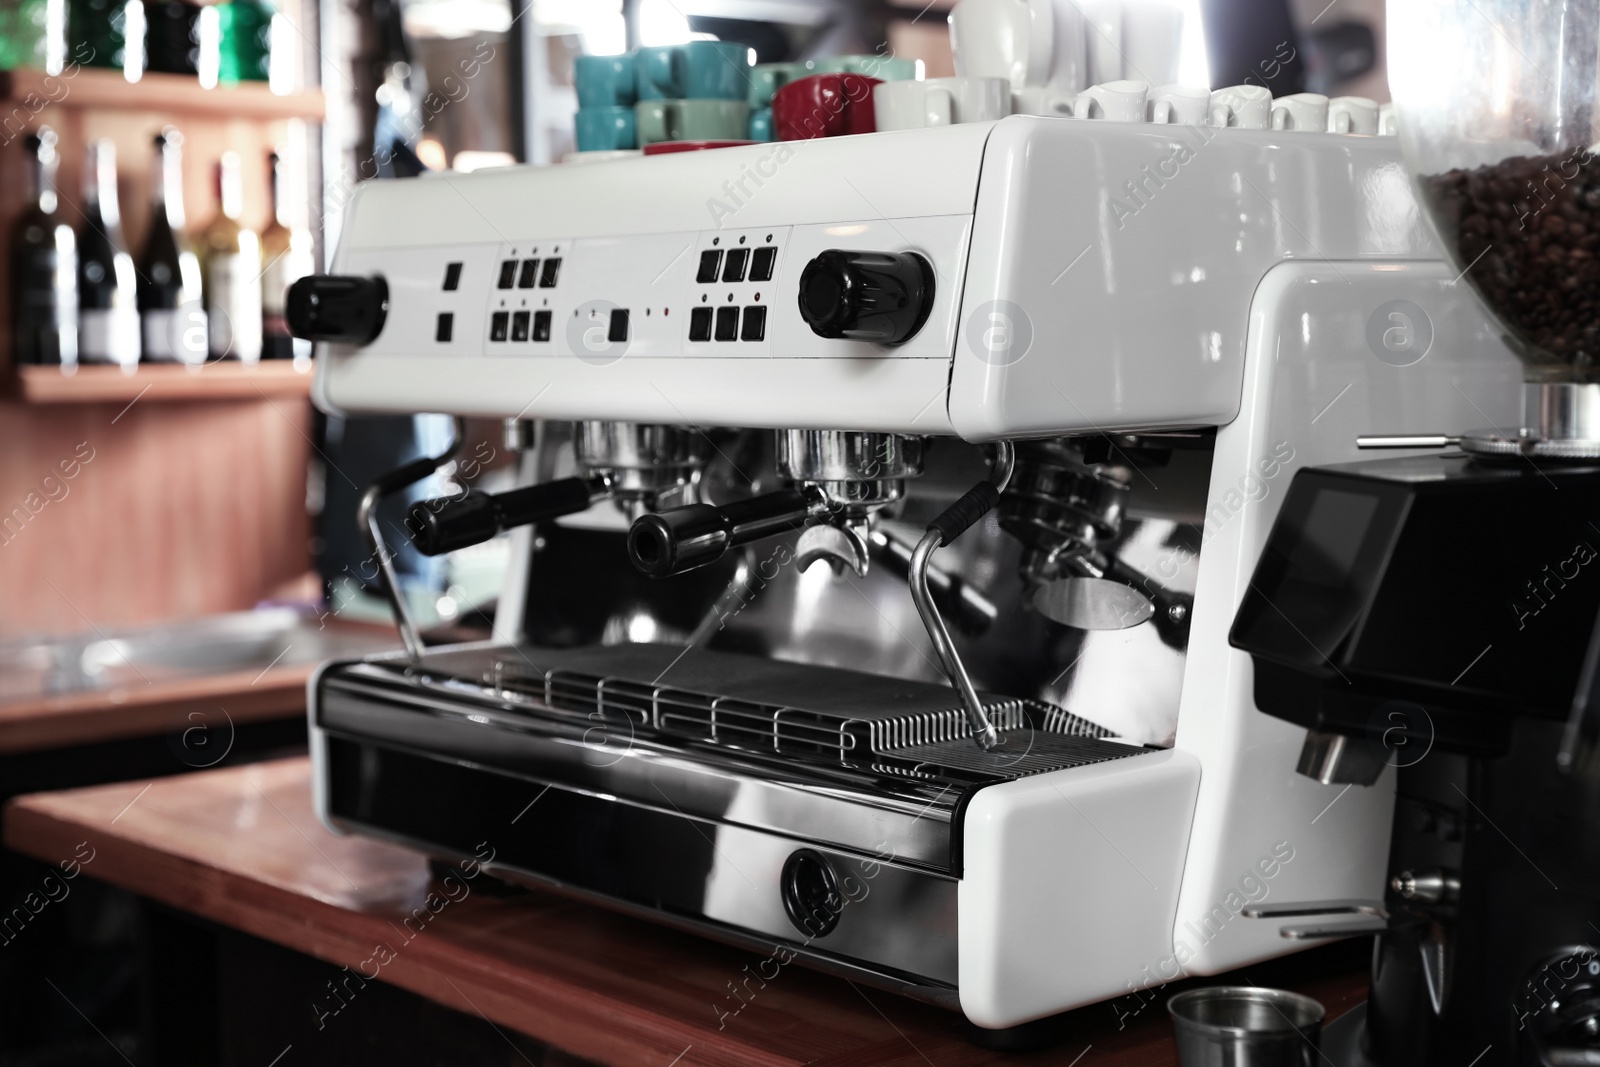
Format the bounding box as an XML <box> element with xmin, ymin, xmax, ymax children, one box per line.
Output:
<box><xmin>295</xmin><ymin>94</ymin><xmax>1528</xmax><ymax>1031</ymax></box>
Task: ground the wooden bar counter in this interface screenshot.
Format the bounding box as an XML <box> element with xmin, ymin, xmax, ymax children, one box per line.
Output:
<box><xmin>3</xmin><ymin>758</ymin><xmax>1367</xmax><ymax>1066</ymax></box>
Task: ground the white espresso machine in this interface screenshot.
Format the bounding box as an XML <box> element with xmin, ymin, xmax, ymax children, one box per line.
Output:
<box><xmin>292</xmin><ymin>101</ymin><xmax>1524</xmax><ymax>1031</ymax></box>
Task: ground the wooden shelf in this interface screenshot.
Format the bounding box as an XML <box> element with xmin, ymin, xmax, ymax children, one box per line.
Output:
<box><xmin>13</xmin><ymin>361</ymin><xmax>315</xmax><ymax>404</ymax></box>
<box><xmin>0</xmin><ymin>67</ymin><xmax>325</xmax><ymax>121</ymax></box>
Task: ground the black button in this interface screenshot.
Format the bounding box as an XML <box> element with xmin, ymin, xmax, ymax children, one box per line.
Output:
<box><xmin>511</xmin><ymin>310</ymin><xmax>530</xmax><ymax>341</ymax></box>
<box><xmin>489</xmin><ymin>311</ymin><xmax>509</xmax><ymax>341</ymax></box>
<box><xmin>539</xmin><ymin>258</ymin><xmax>561</xmax><ymax>287</ymax></box>
<box><xmin>517</xmin><ymin>259</ymin><xmax>539</xmax><ymax>288</ymax></box>
<box><xmin>714</xmin><ymin>305</ymin><xmax>739</xmax><ymax>341</ymax></box>
<box><xmin>496</xmin><ymin>260</ymin><xmax>516</xmax><ymax>289</ymax></box>
<box><xmin>608</xmin><ymin>309</ymin><xmax>629</xmax><ymax>343</ymax></box>
<box><xmin>722</xmin><ymin>248</ymin><xmax>749</xmax><ymax>283</ymax></box>
<box><xmin>435</xmin><ymin>312</ymin><xmax>453</xmax><ymax>342</ymax></box>
<box><xmin>689</xmin><ymin>306</ymin><xmax>713</xmax><ymax>342</ymax></box>
<box><xmin>442</xmin><ymin>262</ymin><xmax>463</xmax><ymax>290</ymax></box>
<box><xmin>750</xmin><ymin>246</ymin><xmax>776</xmax><ymax>282</ymax></box>
<box><xmin>532</xmin><ymin>310</ymin><xmax>552</xmax><ymax>342</ymax></box>
<box><xmin>740</xmin><ymin>305</ymin><xmax>766</xmax><ymax>341</ymax></box>
<box><xmin>697</xmin><ymin>249</ymin><xmax>722</xmax><ymax>283</ymax></box>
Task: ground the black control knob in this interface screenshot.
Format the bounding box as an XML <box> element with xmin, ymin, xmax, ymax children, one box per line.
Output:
<box><xmin>286</xmin><ymin>274</ymin><xmax>388</xmax><ymax>345</ymax></box>
<box><xmin>797</xmin><ymin>249</ymin><xmax>935</xmax><ymax>346</ymax></box>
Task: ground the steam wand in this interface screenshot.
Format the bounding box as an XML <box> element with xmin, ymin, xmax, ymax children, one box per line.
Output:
<box><xmin>909</xmin><ymin>442</ymin><xmax>1015</xmax><ymax>752</ymax></box>
<box><xmin>358</xmin><ymin>419</ymin><xmax>465</xmax><ymax>662</ymax></box>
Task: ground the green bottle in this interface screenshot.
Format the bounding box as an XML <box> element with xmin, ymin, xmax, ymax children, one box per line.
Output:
<box><xmin>0</xmin><ymin>0</ymin><xmax>52</xmax><ymax>71</ymax></box>
<box><xmin>217</xmin><ymin>0</ymin><xmax>270</xmax><ymax>83</ymax></box>
<box><xmin>67</xmin><ymin>0</ymin><xmax>140</xmax><ymax>72</ymax></box>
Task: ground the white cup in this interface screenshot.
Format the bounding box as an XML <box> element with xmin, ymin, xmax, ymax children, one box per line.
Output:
<box><xmin>1378</xmin><ymin>101</ymin><xmax>1399</xmax><ymax>136</ymax></box>
<box><xmin>1147</xmin><ymin>83</ymin><xmax>1210</xmax><ymax>124</ymax></box>
<box><xmin>1074</xmin><ymin>79</ymin><xmax>1148</xmax><ymax>121</ymax></box>
<box><xmin>1271</xmin><ymin>92</ymin><xmax>1329</xmax><ymax>132</ymax></box>
<box><xmin>949</xmin><ymin>0</ymin><xmax>1087</xmax><ymax>116</ymax></box>
<box><xmin>1328</xmin><ymin>95</ymin><xmax>1381</xmax><ymax>134</ymax></box>
<box><xmin>1209</xmin><ymin>84</ymin><xmax>1272</xmax><ymax>129</ymax></box>
<box><xmin>874</xmin><ymin>76</ymin><xmax>1012</xmax><ymax>130</ymax></box>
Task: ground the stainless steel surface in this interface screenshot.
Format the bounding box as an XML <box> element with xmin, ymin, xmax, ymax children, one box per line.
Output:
<box><xmin>502</xmin><ymin>418</ymin><xmax>536</xmax><ymax>452</ymax></box>
<box><xmin>909</xmin><ymin>442</ymin><xmax>1015</xmax><ymax>752</ymax></box>
<box><xmin>1458</xmin><ymin>383</ymin><xmax>1600</xmax><ymax>460</ymax></box>
<box><xmin>1295</xmin><ymin>730</ymin><xmax>1387</xmax><ymax>786</ymax></box>
<box><xmin>0</xmin><ymin>608</ymin><xmax>398</xmax><ymax>703</ymax></box>
<box><xmin>317</xmin><ymin>637</ymin><xmax>1145</xmax><ymax>992</ymax></box>
<box><xmin>1275</xmin><ymin>920</ymin><xmax>1391</xmax><ymax>940</ymax></box>
<box><xmin>1241</xmin><ymin>900</ymin><xmax>1388</xmax><ymax>919</ymax></box>
<box><xmin>776</xmin><ymin>430</ymin><xmax>924</xmax><ymax>484</ymax></box>
<box><xmin>1525</xmin><ymin>382</ymin><xmax>1600</xmax><ymax>441</ymax></box>
<box><xmin>1391</xmin><ymin>869</ymin><xmax>1459</xmax><ymax>905</ymax></box>
<box><xmin>574</xmin><ymin>420</ymin><xmax>707</xmax><ymax>502</ymax></box>
<box><xmin>360</xmin><ymin>418</ymin><xmax>463</xmax><ymax>661</ymax></box>
<box><xmin>999</xmin><ymin>440</ymin><xmax>1129</xmax><ymax>587</ymax></box>
<box><xmin>1355</xmin><ymin>435</ymin><xmax>1461</xmax><ymax>449</ymax></box>
<box><xmin>1032</xmin><ymin>577</ymin><xmax>1156</xmax><ymax>630</ymax></box>
<box><xmin>1168</xmin><ymin>986</ymin><xmax>1326</xmax><ymax>1067</ymax></box>
<box><xmin>795</xmin><ymin>522</ymin><xmax>871</xmax><ymax>576</ymax></box>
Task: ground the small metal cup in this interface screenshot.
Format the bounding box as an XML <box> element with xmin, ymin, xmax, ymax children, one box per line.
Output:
<box><xmin>1168</xmin><ymin>986</ymin><xmax>1326</xmax><ymax>1067</ymax></box>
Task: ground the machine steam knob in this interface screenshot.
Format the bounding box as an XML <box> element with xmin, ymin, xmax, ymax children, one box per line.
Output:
<box><xmin>286</xmin><ymin>274</ymin><xmax>389</xmax><ymax>345</ymax></box>
<box><xmin>797</xmin><ymin>249</ymin><xmax>935</xmax><ymax>346</ymax></box>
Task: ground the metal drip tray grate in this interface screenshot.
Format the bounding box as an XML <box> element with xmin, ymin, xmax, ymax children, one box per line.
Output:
<box><xmin>412</xmin><ymin>642</ymin><xmax>1110</xmax><ymax>773</ymax></box>
<box><xmin>878</xmin><ymin>730</ymin><xmax>1143</xmax><ymax>781</ymax></box>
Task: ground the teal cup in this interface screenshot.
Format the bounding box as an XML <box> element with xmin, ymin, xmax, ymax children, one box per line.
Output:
<box><xmin>748</xmin><ymin>61</ymin><xmax>804</xmax><ymax>108</ymax></box>
<box><xmin>635</xmin><ymin>98</ymin><xmax>749</xmax><ymax>145</ymax></box>
<box><xmin>748</xmin><ymin>107</ymin><xmax>774</xmax><ymax>141</ymax></box>
<box><xmin>575</xmin><ymin>106</ymin><xmax>637</xmax><ymax>151</ymax></box>
<box><xmin>636</xmin><ymin>40</ymin><xmax>749</xmax><ymax>100</ymax></box>
<box><xmin>807</xmin><ymin>54</ymin><xmax>916</xmax><ymax>81</ymax></box>
<box><xmin>575</xmin><ymin>54</ymin><xmax>636</xmax><ymax>108</ymax></box>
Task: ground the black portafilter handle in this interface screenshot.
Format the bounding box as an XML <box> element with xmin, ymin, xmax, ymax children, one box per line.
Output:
<box><xmin>286</xmin><ymin>274</ymin><xmax>389</xmax><ymax>345</ymax></box>
<box><xmin>628</xmin><ymin>486</ymin><xmax>826</xmax><ymax>578</ymax></box>
<box><xmin>409</xmin><ymin>478</ymin><xmax>599</xmax><ymax>556</ymax></box>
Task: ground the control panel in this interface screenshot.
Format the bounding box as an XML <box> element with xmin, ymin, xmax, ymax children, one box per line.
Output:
<box><xmin>322</xmin><ymin>215</ymin><xmax>969</xmax><ymax>366</ymax></box>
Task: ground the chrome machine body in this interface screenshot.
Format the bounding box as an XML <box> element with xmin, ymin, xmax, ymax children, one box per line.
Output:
<box><xmin>298</xmin><ymin>107</ymin><xmax>1526</xmax><ymax>1028</ymax></box>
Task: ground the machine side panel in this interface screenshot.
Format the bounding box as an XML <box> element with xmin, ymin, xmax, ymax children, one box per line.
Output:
<box><xmin>1170</xmin><ymin>261</ymin><xmax>1522</xmax><ymax>979</ymax></box>
<box><xmin>951</xmin><ymin>118</ymin><xmax>1440</xmax><ymax>439</ymax></box>
<box><xmin>958</xmin><ymin>748</ymin><xmax>1200</xmax><ymax>1028</ymax></box>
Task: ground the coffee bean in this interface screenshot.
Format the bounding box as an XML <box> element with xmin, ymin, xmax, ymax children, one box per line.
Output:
<box><xmin>1424</xmin><ymin>151</ymin><xmax>1600</xmax><ymax>378</ymax></box>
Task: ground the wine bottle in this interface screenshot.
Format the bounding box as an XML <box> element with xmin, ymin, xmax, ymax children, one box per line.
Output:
<box><xmin>137</xmin><ymin>127</ymin><xmax>206</xmax><ymax>364</ymax></box>
<box><xmin>200</xmin><ymin>151</ymin><xmax>262</xmax><ymax>362</ymax></box>
<box><xmin>68</xmin><ymin>0</ymin><xmax>144</xmax><ymax>78</ymax></box>
<box><xmin>10</xmin><ymin>126</ymin><xmax>77</xmax><ymax>367</ymax></box>
<box><xmin>260</xmin><ymin>151</ymin><xmax>312</xmax><ymax>362</ymax></box>
<box><xmin>77</xmin><ymin>138</ymin><xmax>140</xmax><ymax>367</ymax></box>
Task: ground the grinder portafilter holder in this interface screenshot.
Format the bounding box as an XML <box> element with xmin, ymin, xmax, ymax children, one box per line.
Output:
<box><xmin>1390</xmin><ymin>0</ymin><xmax>1600</xmax><ymax>459</ymax></box>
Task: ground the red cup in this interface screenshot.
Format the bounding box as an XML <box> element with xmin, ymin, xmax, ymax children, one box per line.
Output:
<box><xmin>642</xmin><ymin>140</ymin><xmax>759</xmax><ymax>155</ymax></box>
<box><xmin>771</xmin><ymin>73</ymin><xmax>881</xmax><ymax>141</ymax></box>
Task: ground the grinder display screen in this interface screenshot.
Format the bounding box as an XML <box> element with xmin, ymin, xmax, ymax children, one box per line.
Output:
<box><xmin>1287</xmin><ymin>489</ymin><xmax>1382</xmax><ymax>588</ymax></box>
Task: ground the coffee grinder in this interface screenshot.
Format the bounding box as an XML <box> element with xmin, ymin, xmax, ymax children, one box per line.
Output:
<box><xmin>1231</xmin><ymin>2</ymin><xmax>1600</xmax><ymax>1063</ymax></box>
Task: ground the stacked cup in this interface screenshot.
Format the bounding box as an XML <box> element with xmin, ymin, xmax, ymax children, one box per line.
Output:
<box><xmin>634</xmin><ymin>41</ymin><xmax>752</xmax><ymax>149</ymax></box>
<box><xmin>575</xmin><ymin>54</ymin><xmax>640</xmax><ymax>156</ymax></box>
<box><xmin>766</xmin><ymin>55</ymin><xmax>917</xmax><ymax>142</ymax></box>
